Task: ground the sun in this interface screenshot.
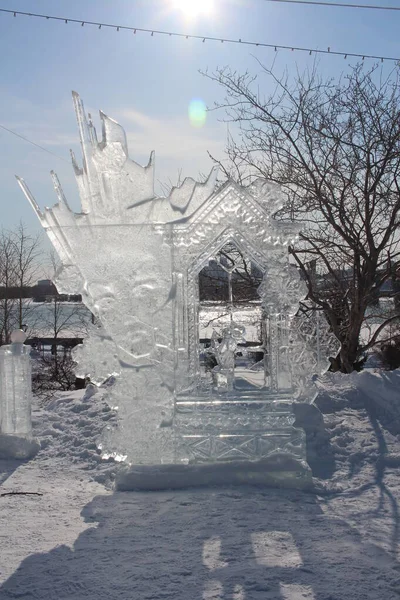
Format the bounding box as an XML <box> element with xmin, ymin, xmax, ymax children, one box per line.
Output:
<box><xmin>172</xmin><ymin>0</ymin><xmax>214</xmax><ymax>18</ymax></box>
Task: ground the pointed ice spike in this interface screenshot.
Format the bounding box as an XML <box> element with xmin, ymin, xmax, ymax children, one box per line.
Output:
<box><xmin>15</xmin><ymin>176</ymin><xmax>45</xmax><ymax>221</ymax></box>
<box><xmin>72</xmin><ymin>91</ymin><xmax>102</xmax><ymax>213</ymax></box>
<box><xmin>147</xmin><ymin>150</ymin><xmax>155</xmax><ymax>190</ymax></box>
<box><xmin>146</xmin><ymin>151</ymin><xmax>155</xmax><ymax>190</ymax></box>
<box><xmin>206</xmin><ymin>164</ymin><xmax>219</xmax><ymax>186</ymax></box>
<box><xmin>168</xmin><ymin>165</ymin><xmax>219</xmax><ymax>215</ymax></box>
<box><xmin>51</xmin><ymin>171</ymin><xmax>72</xmax><ymax>211</ymax></box>
<box><xmin>99</xmin><ymin>109</ymin><xmax>128</xmax><ymax>155</ymax></box>
<box><xmin>147</xmin><ymin>150</ymin><xmax>155</xmax><ymax>168</ymax></box>
<box><xmin>87</xmin><ymin>113</ymin><xmax>99</xmax><ymax>146</ymax></box>
<box><xmin>72</xmin><ymin>91</ymin><xmax>94</xmax><ymax>171</ymax></box>
<box><xmin>70</xmin><ymin>150</ymin><xmax>83</xmax><ymax>176</ymax></box>
<box><xmin>169</xmin><ymin>178</ymin><xmax>196</xmax><ymax>213</ymax></box>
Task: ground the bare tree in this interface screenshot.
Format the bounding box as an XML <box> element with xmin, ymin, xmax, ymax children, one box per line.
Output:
<box><xmin>199</xmin><ymin>242</ymin><xmax>263</xmax><ymax>304</ymax></box>
<box><xmin>33</xmin><ymin>252</ymin><xmax>91</xmax><ymax>394</ymax></box>
<box><xmin>13</xmin><ymin>223</ymin><xmax>42</xmax><ymax>332</ymax></box>
<box><xmin>205</xmin><ymin>62</ymin><xmax>400</xmax><ymax>372</ymax></box>
<box><xmin>0</xmin><ymin>230</ymin><xmax>18</xmax><ymax>345</ymax></box>
<box><xmin>0</xmin><ymin>224</ymin><xmax>41</xmax><ymax>344</ymax></box>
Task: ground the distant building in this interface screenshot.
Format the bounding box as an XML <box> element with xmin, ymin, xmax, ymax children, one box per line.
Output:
<box><xmin>37</xmin><ymin>279</ymin><xmax>53</xmax><ymax>287</ymax></box>
<box><xmin>32</xmin><ymin>279</ymin><xmax>57</xmax><ymax>302</ymax></box>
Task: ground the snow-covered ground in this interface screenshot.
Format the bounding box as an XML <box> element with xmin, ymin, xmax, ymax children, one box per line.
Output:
<box><xmin>1</xmin><ymin>370</ymin><xmax>400</xmax><ymax>599</ymax></box>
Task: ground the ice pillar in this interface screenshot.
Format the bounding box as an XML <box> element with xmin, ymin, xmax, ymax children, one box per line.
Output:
<box><xmin>0</xmin><ymin>330</ymin><xmax>33</xmax><ymax>437</ymax></box>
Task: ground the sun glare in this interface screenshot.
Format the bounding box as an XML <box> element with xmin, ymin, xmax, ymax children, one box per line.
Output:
<box><xmin>173</xmin><ymin>0</ymin><xmax>214</xmax><ymax>18</ymax></box>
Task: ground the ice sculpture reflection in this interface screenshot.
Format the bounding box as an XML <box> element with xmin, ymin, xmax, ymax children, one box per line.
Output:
<box><xmin>17</xmin><ymin>93</ymin><xmax>339</xmax><ymax>468</ymax></box>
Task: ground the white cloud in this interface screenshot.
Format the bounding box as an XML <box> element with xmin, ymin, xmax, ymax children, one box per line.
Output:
<box><xmin>120</xmin><ymin>107</ymin><xmax>226</xmax><ymax>164</ymax></box>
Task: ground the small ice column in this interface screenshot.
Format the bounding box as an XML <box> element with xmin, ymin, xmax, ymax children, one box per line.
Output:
<box><xmin>0</xmin><ymin>330</ymin><xmax>33</xmax><ymax>437</ymax></box>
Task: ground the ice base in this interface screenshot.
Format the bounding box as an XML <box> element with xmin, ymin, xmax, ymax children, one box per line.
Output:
<box><xmin>116</xmin><ymin>454</ymin><xmax>313</xmax><ymax>491</ymax></box>
<box><xmin>0</xmin><ymin>434</ymin><xmax>40</xmax><ymax>460</ymax></box>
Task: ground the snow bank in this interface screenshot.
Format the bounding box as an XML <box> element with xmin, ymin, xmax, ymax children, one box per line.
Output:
<box><xmin>31</xmin><ymin>387</ymin><xmax>119</xmax><ymax>484</ymax></box>
<box><xmin>316</xmin><ymin>368</ymin><xmax>400</xmax><ymax>430</ymax></box>
<box><xmin>356</xmin><ymin>369</ymin><xmax>400</xmax><ymax>433</ymax></box>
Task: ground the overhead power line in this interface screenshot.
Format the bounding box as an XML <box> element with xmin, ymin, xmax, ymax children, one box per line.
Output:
<box><xmin>0</xmin><ymin>7</ymin><xmax>399</xmax><ymax>63</ymax></box>
<box><xmin>0</xmin><ymin>123</ymin><xmax>68</xmax><ymax>162</ymax></box>
<box><xmin>262</xmin><ymin>0</ymin><xmax>400</xmax><ymax>11</ymax></box>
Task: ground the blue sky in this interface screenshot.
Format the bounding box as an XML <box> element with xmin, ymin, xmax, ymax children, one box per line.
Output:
<box><xmin>0</xmin><ymin>0</ymin><xmax>398</xmax><ymax>244</ymax></box>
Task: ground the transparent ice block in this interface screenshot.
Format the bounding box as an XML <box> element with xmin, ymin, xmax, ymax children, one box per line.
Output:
<box><xmin>0</xmin><ymin>330</ymin><xmax>33</xmax><ymax>437</ymax></box>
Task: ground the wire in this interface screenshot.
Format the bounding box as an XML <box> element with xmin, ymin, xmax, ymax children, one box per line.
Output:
<box><xmin>0</xmin><ymin>123</ymin><xmax>69</xmax><ymax>163</ymax></box>
<box><xmin>0</xmin><ymin>7</ymin><xmax>398</xmax><ymax>63</ymax></box>
<box><xmin>262</xmin><ymin>0</ymin><xmax>400</xmax><ymax>10</ymax></box>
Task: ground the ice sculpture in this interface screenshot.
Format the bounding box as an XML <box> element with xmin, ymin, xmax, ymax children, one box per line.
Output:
<box><xmin>0</xmin><ymin>330</ymin><xmax>32</xmax><ymax>436</ymax></box>
<box><xmin>0</xmin><ymin>330</ymin><xmax>39</xmax><ymax>459</ymax></box>
<box><xmin>17</xmin><ymin>93</ymin><xmax>337</xmax><ymax>469</ymax></box>
<box><xmin>213</xmin><ymin>323</ymin><xmax>246</xmax><ymax>391</ymax></box>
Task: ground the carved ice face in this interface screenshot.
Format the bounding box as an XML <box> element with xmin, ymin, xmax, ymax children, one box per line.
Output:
<box><xmin>84</xmin><ymin>259</ymin><xmax>172</xmax><ymax>365</ymax></box>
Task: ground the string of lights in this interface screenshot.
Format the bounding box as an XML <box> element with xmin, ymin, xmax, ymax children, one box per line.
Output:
<box><xmin>0</xmin><ymin>123</ymin><xmax>69</xmax><ymax>163</ymax></box>
<box><xmin>262</xmin><ymin>0</ymin><xmax>400</xmax><ymax>11</ymax></box>
<box><xmin>0</xmin><ymin>7</ymin><xmax>398</xmax><ymax>63</ymax></box>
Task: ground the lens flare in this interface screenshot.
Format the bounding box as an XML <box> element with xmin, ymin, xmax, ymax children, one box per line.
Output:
<box><xmin>188</xmin><ymin>98</ymin><xmax>207</xmax><ymax>128</ymax></box>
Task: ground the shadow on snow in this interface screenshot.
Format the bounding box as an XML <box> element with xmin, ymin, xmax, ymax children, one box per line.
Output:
<box><xmin>0</xmin><ymin>482</ymin><xmax>399</xmax><ymax>600</ymax></box>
